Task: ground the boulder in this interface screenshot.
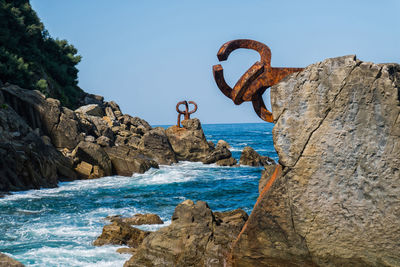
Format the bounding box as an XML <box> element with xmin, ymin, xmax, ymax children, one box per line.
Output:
<box><xmin>216</xmin><ymin>139</ymin><xmax>230</xmax><ymax>149</ymax></box>
<box><xmin>0</xmin><ymin>253</ymin><xmax>24</xmax><ymax>267</ymax></box>
<box><xmin>138</xmin><ymin>127</ymin><xmax>177</xmax><ymax>165</ymax></box>
<box><xmin>124</xmin><ymin>200</ymin><xmax>248</xmax><ymax>267</ymax></box>
<box><xmin>51</xmin><ymin>107</ymin><xmax>83</xmax><ymax>149</ymax></box>
<box><xmin>202</xmin><ymin>146</ymin><xmax>232</xmax><ymax>164</ymax></box>
<box><xmin>239</xmin><ymin>146</ymin><xmax>275</xmax><ymax>166</ymax></box>
<box><xmin>107</xmin><ymin>213</ymin><xmax>164</xmax><ymax>225</ymax></box>
<box><xmin>72</xmin><ymin>141</ymin><xmax>112</xmax><ymax>178</ymax></box>
<box><xmin>165</xmin><ymin>119</ymin><xmax>212</xmax><ymax>162</ymax></box>
<box><xmin>104</xmin><ymin>146</ymin><xmax>158</xmax><ymax>176</ymax></box>
<box><xmin>75</xmin><ymin>104</ymin><xmax>103</xmax><ymax>117</ymax></box>
<box><xmin>216</xmin><ymin>157</ymin><xmax>237</xmax><ymax>167</ymax></box>
<box><xmin>118</xmin><ymin>115</ymin><xmax>152</xmax><ymax>133</ymax></box>
<box><xmin>231</xmin><ymin>56</ymin><xmax>400</xmax><ymax>266</ymax></box>
<box><xmin>93</xmin><ymin>220</ymin><xmax>150</xmax><ymax>248</ymax></box>
<box><xmin>96</xmin><ymin>136</ymin><xmax>113</xmax><ymax>147</ymax></box>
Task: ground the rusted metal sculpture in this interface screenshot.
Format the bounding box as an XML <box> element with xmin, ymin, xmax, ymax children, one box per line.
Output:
<box><xmin>212</xmin><ymin>39</ymin><xmax>303</xmax><ymax>122</ymax></box>
<box><xmin>176</xmin><ymin>100</ymin><xmax>198</xmax><ymax>127</ymax></box>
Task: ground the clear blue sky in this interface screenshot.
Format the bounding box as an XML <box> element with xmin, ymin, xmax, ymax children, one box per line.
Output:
<box><xmin>31</xmin><ymin>0</ymin><xmax>400</xmax><ymax>125</ymax></box>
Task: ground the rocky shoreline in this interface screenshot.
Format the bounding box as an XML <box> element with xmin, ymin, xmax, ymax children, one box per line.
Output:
<box><xmin>1</xmin><ymin>83</ymin><xmax>269</xmax><ymax>194</ymax></box>
<box><xmin>1</xmin><ymin>55</ymin><xmax>399</xmax><ymax>267</ymax></box>
<box><xmin>95</xmin><ymin>56</ymin><xmax>399</xmax><ymax>267</ymax></box>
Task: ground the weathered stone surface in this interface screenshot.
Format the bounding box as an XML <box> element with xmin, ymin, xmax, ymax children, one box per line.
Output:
<box><xmin>93</xmin><ymin>220</ymin><xmax>150</xmax><ymax>248</ymax></box>
<box><xmin>72</xmin><ymin>141</ymin><xmax>112</xmax><ymax>178</ymax></box>
<box><xmin>75</xmin><ymin>104</ymin><xmax>103</xmax><ymax>117</ymax></box>
<box><xmin>165</xmin><ymin>119</ymin><xmax>212</xmax><ymax>162</ymax></box>
<box><xmin>0</xmin><ymin>105</ymin><xmax>76</xmax><ymax>192</ymax></box>
<box><xmin>138</xmin><ymin>127</ymin><xmax>177</xmax><ymax>165</ymax></box>
<box><xmin>258</xmin><ymin>164</ymin><xmax>277</xmax><ymax>194</ymax></box>
<box><xmin>216</xmin><ymin>157</ymin><xmax>237</xmax><ymax>167</ymax></box>
<box><xmin>203</xmin><ymin>146</ymin><xmax>232</xmax><ymax>164</ymax></box>
<box><xmin>52</xmin><ymin>107</ymin><xmax>83</xmax><ymax>149</ymax></box>
<box><xmin>107</xmin><ymin>213</ymin><xmax>164</xmax><ymax>225</ymax></box>
<box><xmin>216</xmin><ymin>139</ymin><xmax>231</xmax><ymax>149</ymax></box>
<box><xmin>0</xmin><ymin>253</ymin><xmax>24</xmax><ymax>267</ymax></box>
<box><xmin>96</xmin><ymin>136</ymin><xmax>113</xmax><ymax>147</ymax></box>
<box><xmin>239</xmin><ymin>146</ymin><xmax>275</xmax><ymax>166</ymax></box>
<box><xmin>104</xmin><ymin>146</ymin><xmax>158</xmax><ymax>176</ymax></box>
<box><xmin>231</xmin><ymin>56</ymin><xmax>400</xmax><ymax>266</ymax></box>
<box><xmin>124</xmin><ymin>200</ymin><xmax>248</xmax><ymax>267</ymax></box>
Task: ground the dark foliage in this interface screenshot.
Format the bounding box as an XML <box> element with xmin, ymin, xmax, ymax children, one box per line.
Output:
<box><xmin>0</xmin><ymin>0</ymin><xmax>83</xmax><ymax>108</ymax></box>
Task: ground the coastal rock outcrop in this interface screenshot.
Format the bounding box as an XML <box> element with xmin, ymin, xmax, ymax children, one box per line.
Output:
<box><xmin>165</xmin><ymin>119</ymin><xmax>233</xmax><ymax>164</ymax></box>
<box><xmin>239</xmin><ymin>146</ymin><xmax>275</xmax><ymax>166</ymax></box>
<box><xmin>124</xmin><ymin>200</ymin><xmax>248</xmax><ymax>267</ymax></box>
<box><xmin>231</xmin><ymin>56</ymin><xmax>400</xmax><ymax>266</ymax></box>
<box><xmin>94</xmin><ymin>220</ymin><xmax>150</xmax><ymax>248</ymax></box>
<box><xmin>0</xmin><ymin>96</ymin><xmax>76</xmax><ymax>193</ymax></box>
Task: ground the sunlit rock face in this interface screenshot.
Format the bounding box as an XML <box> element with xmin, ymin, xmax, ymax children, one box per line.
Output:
<box><xmin>231</xmin><ymin>56</ymin><xmax>400</xmax><ymax>266</ymax></box>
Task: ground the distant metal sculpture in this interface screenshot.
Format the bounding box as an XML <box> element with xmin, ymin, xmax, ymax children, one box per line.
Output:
<box><xmin>212</xmin><ymin>39</ymin><xmax>303</xmax><ymax>122</ymax></box>
<box><xmin>176</xmin><ymin>100</ymin><xmax>198</xmax><ymax>127</ymax></box>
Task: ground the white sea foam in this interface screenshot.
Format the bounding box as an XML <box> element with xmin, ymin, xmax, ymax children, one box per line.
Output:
<box><xmin>18</xmin><ymin>245</ymin><xmax>130</xmax><ymax>267</ymax></box>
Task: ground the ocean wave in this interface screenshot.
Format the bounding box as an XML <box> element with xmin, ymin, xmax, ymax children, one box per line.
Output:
<box><xmin>17</xmin><ymin>245</ymin><xmax>130</xmax><ymax>267</ymax></box>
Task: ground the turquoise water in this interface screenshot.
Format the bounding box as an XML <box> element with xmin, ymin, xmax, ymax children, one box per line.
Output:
<box><xmin>0</xmin><ymin>123</ymin><xmax>277</xmax><ymax>266</ymax></box>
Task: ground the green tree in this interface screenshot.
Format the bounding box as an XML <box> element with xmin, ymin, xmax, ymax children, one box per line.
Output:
<box><xmin>0</xmin><ymin>0</ymin><xmax>84</xmax><ymax>108</ymax></box>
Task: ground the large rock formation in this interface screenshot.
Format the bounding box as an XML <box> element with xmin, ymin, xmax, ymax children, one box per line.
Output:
<box><xmin>0</xmin><ymin>94</ymin><xmax>76</xmax><ymax>192</ymax></box>
<box><xmin>239</xmin><ymin>146</ymin><xmax>275</xmax><ymax>167</ymax></box>
<box><xmin>165</xmin><ymin>119</ymin><xmax>234</xmax><ymax>164</ymax></box>
<box><xmin>124</xmin><ymin>200</ymin><xmax>248</xmax><ymax>267</ymax></box>
<box><xmin>0</xmin><ymin>83</ymin><xmax>238</xmax><ymax>193</ymax></box>
<box><xmin>93</xmin><ymin>220</ymin><xmax>150</xmax><ymax>248</ymax></box>
<box><xmin>231</xmin><ymin>56</ymin><xmax>400</xmax><ymax>266</ymax></box>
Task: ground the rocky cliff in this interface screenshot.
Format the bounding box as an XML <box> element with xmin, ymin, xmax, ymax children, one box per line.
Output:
<box><xmin>0</xmin><ymin>83</ymin><xmax>234</xmax><ymax>194</ymax></box>
<box><xmin>230</xmin><ymin>56</ymin><xmax>400</xmax><ymax>266</ymax></box>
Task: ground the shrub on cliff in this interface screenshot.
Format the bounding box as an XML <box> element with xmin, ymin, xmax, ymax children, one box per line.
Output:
<box><xmin>0</xmin><ymin>0</ymin><xmax>83</xmax><ymax>108</ymax></box>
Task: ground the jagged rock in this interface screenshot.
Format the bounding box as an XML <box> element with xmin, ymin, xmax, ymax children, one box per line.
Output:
<box><xmin>51</xmin><ymin>107</ymin><xmax>83</xmax><ymax>149</ymax></box>
<box><xmin>106</xmin><ymin>101</ymin><xmax>121</xmax><ymax>113</ymax></box>
<box><xmin>124</xmin><ymin>200</ymin><xmax>248</xmax><ymax>267</ymax></box>
<box><xmin>216</xmin><ymin>157</ymin><xmax>237</xmax><ymax>167</ymax></box>
<box><xmin>107</xmin><ymin>213</ymin><xmax>164</xmax><ymax>225</ymax></box>
<box><xmin>0</xmin><ymin>253</ymin><xmax>24</xmax><ymax>267</ymax></box>
<box><xmin>74</xmin><ymin>161</ymin><xmax>94</xmax><ymax>178</ymax></box>
<box><xmin>83</xmin><ymin>93</ymin><xmax>104</xmax><ymax>106</ymax></box>
<box><xmin>231</xmin><ymin>56</ymin><xmax>400</xmax><ymax>266</ymax></box>
<box><xmin>0</xmin><ymin>105</ymin><xmax>76</xmax><ymax>192</ymax></box>
<box><xmin>138</xmin><ymin>127</ymin><xmax>177</xmax><ymax>165</ymax></box>
<box><xmin>216</xmin><ymin>139</ymin><xmax>230</xmax><ymax>149</ymax></box>
<box><xmin>77</xmin><ymin>114</ymin><xmax>114</xmax><ymax>140</ymax></box>
<box><xmin>104</xmin><ymin>146</ymin><xmax>158</xmax><ymax>175</ymax></box>
<box><xmin>105</xmin><ymin>106</ymin><xmax>116</xmax><ymax>121</ymax></box>
<box><xmin>239</xmin><ymin>146</ymin><xmax>275</xmax><ymax>166</ymax></box>
<box><xmin>118</xmin><ymin>115</ymin><xmax>152</xmax><ymax>133</ymax></box>
<box><xmin>165</xmin><ymin>119</ymin><xmax>212</xmax><ymax>162</ymax></box>
<box><xmin>166</xmin><ymin>119</ymin><xmax>232</xmax><ymax>164</ymax></box>
<box><xmin>84</xmin><ymin>135</ymin><xmax>96</xmax><ymax>143</ymax></box>
<box><xmin>72</xmin><ymin>141</ymin><xmax>112</xmax><ymax>178</ymax></box>
<box><xmin>93</xmin><ymin>220</ymin><xmax>150</xmax><ymax>247</ymax></box>
<box><xmin>75</xmin><ymin>104</ymin><xmax>103</xmax><ymax>117</ymax></box>
<box><xmin>203</xmin><ymin>146</ymin><xmax>232</xmax><ymax>164</ymax></box>
<box><xmin>96</xmin><ymin>136</ymin><xmax>113</xmax><ymax>147</ymax></box>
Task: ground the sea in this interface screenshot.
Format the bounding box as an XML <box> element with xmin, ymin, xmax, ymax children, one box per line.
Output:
<box><xmin>0</xmin><ymin>123</ymin><xmax>277</xmax><ymax>267</ymax></box>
